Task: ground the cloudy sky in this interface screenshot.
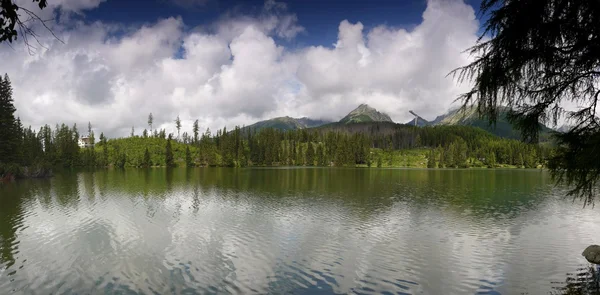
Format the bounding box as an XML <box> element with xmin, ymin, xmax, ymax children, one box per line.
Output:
<box><xmin>2</xmin><ymin>0</ymin><xmax>482</xmax><ymax>137</ymax></box>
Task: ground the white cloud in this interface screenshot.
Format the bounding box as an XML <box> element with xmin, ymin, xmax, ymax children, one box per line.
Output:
<box><xmin>1</xmin><ymin>0</ymin><xmax>480</xmax><ymax>137</ymax></box>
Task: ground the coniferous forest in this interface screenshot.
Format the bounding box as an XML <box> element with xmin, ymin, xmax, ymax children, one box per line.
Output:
<box><xmin>0</xmin><ymin>73</ymin><xmax>550</xmax><ymax>179</ymax></box>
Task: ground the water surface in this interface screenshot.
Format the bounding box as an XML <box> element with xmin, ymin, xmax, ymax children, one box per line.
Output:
<box><xmin>0</xmin><ymin>168</ymin><xmax>598</xmax><ymax>294</ymax></box>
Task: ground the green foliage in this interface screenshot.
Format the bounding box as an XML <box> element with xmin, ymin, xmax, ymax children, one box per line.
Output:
<box><xmin>453</xmin><ymin>0</ymin><xmax>600</xmax><ymax>202</ymax></box>
<box><xmin>0</xmin><ymin>74</ymin><xmax>548</xmax><ymax>173</ymax></box>
<box><xmin>185</xmin><ymin>146</ymin><xmax>193</xmax><ymax>167</ymax></box>
<box><xmin>427</xmin><ymin>149</ymin><xmax>436</xmax><ymax>168</ymax></box>
<box><xmin>316</xmin><ymin>144</ymin><xmax>326</xmax><ymax>166</ymax></box>
<box><xmin>165</xmin><ymin>136</ymin><xmax>175</xmax><ymax>167</ymax></box>
<box><xmin>175</xmin><ymin>116</ymin><xmax>181</xmax><ymax>140</ymax></box>
<box><xmin>142</xmin><ymin>148</ymin><xmax>152</xmax><ymax>167</ymax></box>
<box><xmin>0</xmin><ymin>0</ymin><xmax>48</xmax><ymax>43</ymax></box>
<box><xmin>0</xmin><ymin>74</ymin><xmax>19</xmax><ymax>164</ymax></box>
<box><xmin>305</xmin><ymin>142</ymin><xmax>315</xmax><ymax>166</ymax></box>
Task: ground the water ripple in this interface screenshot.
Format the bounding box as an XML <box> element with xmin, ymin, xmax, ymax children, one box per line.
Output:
<box><xmin>0</xmin><ymin>169</ymin><xmax>598</xmax><ymax>294</ymax></box>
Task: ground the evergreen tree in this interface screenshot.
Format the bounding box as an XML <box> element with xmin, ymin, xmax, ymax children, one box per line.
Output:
<box><xmin>185</xmin><ymin>146</ymin><xmax>193</xmax><ymax>167</ymax></box>
<box><xmin>143</xmin><ymin>147</ymin><xmax>151</xmax><ymax>167</ymax></box>
<box><xmin>377</xmin><ymin>156</ymin><xmax>382</xmax><ymax>168</ymax></box>
<box><xmin>165</xmin><ymin>135</ymin><xmax>175</xmax><ymax>167</ymax></box>
<box><xmin>316</xmin><ymin>144</ymin><xmax>325</xmax><ymax>166</ymax></box>
<box><xmin>193</xmin><ymin>119</ymin><xmax>199</xmax><ymax>145</ymax></box>
<box><xmin>101</xmin><ymin>133</ymin><xmax>109</xmax><ymax>167</ymax></box>
<box><xmin>305</xmin><ymin>142</ymin><xmax>315</xmax><ymax>166</ymax></box>
<box><xmin>438</xmin><ymin>146</ymin><xmax>445</xmax><ymax>168</ymax></box>
<box><xmin>516</xmin><ymin>153</ymin><xmax>524</xmax><ymax>168</ymax></box>
<box><xmin>427</xmin><ymin>149</ymin><xmax>436</xmax><ymax>168</ymax></box>
<box><xmin>487</xmin><ymin>150</ymin><xmax>496</xmax><ymax>168</ymax></box>
<box><xmin>453</xmin><ymin>0</ymin><xmax>600</xmax><ymax>202</ymax></box>
<box><xmin>175</xmin><ymin>115</ymin><xmax>181</xmax><ymax>141</ymax></box>
<box><xmin>0</xmin><ymin>74</ymin><xmax>19</xmax><ymax>164</ymax></box>
<box><xmin>296</xmin><ymin>142</ymin><xmax>304</xmax><ymax>166</ymax></box>
<box><xmin>148</xmin><ymin>113</ymin><xmax>153</xmax><ymax>135</ymax></box>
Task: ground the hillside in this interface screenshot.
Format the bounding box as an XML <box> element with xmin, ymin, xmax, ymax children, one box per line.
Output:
<box><xmin>438</xmin><ymin>107</ymin><xmax>552</xmax><ymax>141</ymax></box>
<box><xmin>340</xmin><ymin>104</ymin><xmax>393</xmax><ymax>124</ymax></box>
<box><xmin>405</xmin><ymin>106</ymin><xmax>552</xmax><ymax>141</ymax></box>
<box><xmin>241</xmin><ymin>104</ymin><xmax>392</xmax><ymax>132</ymax></box>
<box><xmin>242</xmin><ymin>116</ymin><xmax>331</xmax><ymax>132</ymax></box>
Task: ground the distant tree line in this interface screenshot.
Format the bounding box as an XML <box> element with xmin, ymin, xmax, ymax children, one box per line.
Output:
<box><xmin>0</xmin><ymin>74</ymin><xmax>549</xmax><ymax>176</ymax></box>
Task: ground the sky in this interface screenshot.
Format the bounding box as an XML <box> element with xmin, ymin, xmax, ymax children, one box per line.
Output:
<box><xmin>2</xmin><ymin>0</ymin><xmax>484</xmax><ymax>137</ymax></box>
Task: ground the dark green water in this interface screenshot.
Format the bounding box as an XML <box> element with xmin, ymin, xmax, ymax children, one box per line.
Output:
<box><xmin>0</xmin><ymin>168</ymin><xmax>598</xmax><ymax>294</ymax></box>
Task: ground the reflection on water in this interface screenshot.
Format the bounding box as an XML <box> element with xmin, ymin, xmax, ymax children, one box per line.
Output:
<box><xmin>0</xmin><ymin>168</ymin><xmax>599</xmax><ymax>294</ymax></box>
<box><xmin>552</xmin><ymin>266</ymin><xmax>600</xmax><ymax>295</ymax></box>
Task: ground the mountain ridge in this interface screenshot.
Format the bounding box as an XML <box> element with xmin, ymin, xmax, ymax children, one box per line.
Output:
<box><xmin>340</xmin><ymin>104</ymin><xmax>393</xmax><ymax>124</ymax></box>
<box><xmin>241</xmin><ymin>116</ymin><xmax>331</xmax><ymax>132</ymax></box>
<box><xmin>240</xmin><ymin>104</ymin><xmax>552</xmax><ymax>142</ymax></box>
<box><xmin>405</xmin><ymin>106</ymin><xmax>552</xmax><ymax>140</ymax></box>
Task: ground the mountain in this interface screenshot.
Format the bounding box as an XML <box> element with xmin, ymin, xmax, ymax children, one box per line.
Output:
<box><xmin>405</xmin><ymin>113</ymin><xmax>431</xmax><ymax>126</ymax></box>
<box><xmin>556</xmin><ymin>124</ymin><xmax>573</xmax><ymax>133</ymax></box>
<box><xmin>340</xmin><ymin>104</ymin><xmax>394</xmax><ymax>124</ymax></box>
<box><xmin>416</xmin><ymin>106</ymin><xmax>553</xmax><ymax>141</ymax></box>
<box><xmin>242</xmin><ymin>116</ymin><xmax>331</xmax><ymax>132</ymax></box>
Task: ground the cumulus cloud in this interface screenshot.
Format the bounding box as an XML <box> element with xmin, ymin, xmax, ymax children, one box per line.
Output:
<box><xmin>1</xmin><ymin>0</ymin><xmax>479</xmax><ymax>137</ymax></box>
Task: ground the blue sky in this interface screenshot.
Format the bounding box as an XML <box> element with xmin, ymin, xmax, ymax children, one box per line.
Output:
<box><xmin>86</xmin><ymin>0</ymin><xmax>484</xmax><ymax>47</ymax></box>
<box><xmin>4</xmin><ymin>0</ymin><xmax>485</xmax><ymax>136</ymax></box>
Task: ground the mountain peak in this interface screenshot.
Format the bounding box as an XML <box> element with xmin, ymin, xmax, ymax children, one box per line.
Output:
<box><xmin>340</xmin><ymin>104</ymin><xmax>393</xmax><ymax>124</ymax></box>
<box><xmin>241</xmin><ymin>116</ymin><xmax>332</xmax><ymax>132</ymax></box>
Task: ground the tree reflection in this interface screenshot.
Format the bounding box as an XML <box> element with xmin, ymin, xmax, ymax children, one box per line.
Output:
<box><xmin>552</xmin><ymin>265</ymin><xmax>600</xmax><ymax>295</ymax></box>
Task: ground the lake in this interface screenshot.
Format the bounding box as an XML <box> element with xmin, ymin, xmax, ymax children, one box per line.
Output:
<box><xmin>0</xmin><ymin>168</ymin><xmax>598</xmax><ymax>294</ymax></box>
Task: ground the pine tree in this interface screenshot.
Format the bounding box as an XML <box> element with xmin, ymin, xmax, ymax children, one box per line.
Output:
<box><xmin>516</xmin><ymin>153</ymin><xmax>524</xmax><ymax>168</ymax></box>
<box><xmin>165</xmin><ymin>135</ymin><xmax>175</xmax><ymax>167</ymax></box>
<box><xmin>296</xmin><ymin>142</ymin><xmax>304</xmax><ymax>166</ymax></box>
<box><xmin>101</xmin><ymin>133</ymin><xmax>109</xmax><ymax>167</ymax></box>
<box><xmin>0</xmin><ymin>74</ymin><xmax>19</xmax><ymax>164</ymax></box>
<box><xmin>143</xmin><ymin>147</ymin><xmax>152</xmax><ymax>167</ymax></box>
<box><xmin>305</xmin><ymin>142</ymin><xmax>315</xmax><ymax>166</ymax></box>
<box><xmin>487</xmin><ymin>150</ymin><xmax>496</xmax><ymax>168</ymax></box>
<box><xmin>185</xmin><ymin>146</ymin><xmax>193</xmax><ymax>167</ymax></box>
<box><xmin>316</xmin><ymin>144</ymin><xmax>325</xmax><ymax>166</ymax></box>
<box><xmin>148</xmin><ymin>113</ymin><xmax>153</xmax><ymax>135</ymax></box>
<box><xmin>427</xmin><ymin>149</ymin><xmax>436</xmax><ymax>168</ymax></box>
<box><xmin>438</xmin><ymin>146</ymin><xmax>445</xmax><ymax>168</ymax></box>
<box><xmin>193</xmin><ymin>119</ymin><xmax>199</xmax><ymax>145</ymax></box>
<box><xmin>175</xmin><ymin>115</ymin><xmax>181</xmax><ymax>141</ymax></box>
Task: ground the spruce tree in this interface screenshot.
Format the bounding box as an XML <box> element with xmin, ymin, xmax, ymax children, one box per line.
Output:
<box><xmin>487</xmin><ymin>151</ymin><xmax>496</xmax><ymax>168</ymax></box>
<box><xmin>143</xmin><ymin>147</ymin><xmax>151</xmax><ymax>167</ymax></box>
<box><xmin>165</xmin><ymin>135</ymin><xmax>175</xmax><ymax>167</ymax></box>
<box><xmin>193</xmin><ymin>119</ymin><xmax>199</xmax><ymax>145</ymax></box>
<box><xmin>305</xmin><ymin>142</ymin><xmax>315</xmax><ymax>166</ymax></box>
<box><xmin>316</xmin><ymin>144</ymin><xmax>325</xmax><ymax>166</ymax></box>
<box><xmin>185</xmin><ymin>146</ymin><xmax>193</xmax><ymax>167</ymax></box>
<box><xmin>0</xmin><ymin>74</ymin><xmax>19</xmax><ymax>164</ymax></box>
<box><xmin>427</xmin><ymin>149</ymin><xmax>436</xmax><ymax>168</ymax></box>
<box><xmin>453</xmin><ymin>0</ymin><xmax>600</xmax><ymax>202</ymax></box>
<box><xmin>175</xmin><ymin>116</ymin><xmax>181</xmax><ymax>141</ymax></box>
<box><xmin>148</xmin><ymin>113</ymin><xmax>153</xmax><ymax>135</ymax></box>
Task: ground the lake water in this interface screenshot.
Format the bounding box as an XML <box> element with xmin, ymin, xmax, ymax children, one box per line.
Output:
<box><xmin>0</xmin><ymin>168</ymin><xmax>598</xmax><ymax>294</ymax></box>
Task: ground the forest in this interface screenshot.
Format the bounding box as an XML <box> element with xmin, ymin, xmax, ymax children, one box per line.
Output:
<box><xmin>0</xmin><ymin>74</ymin><xmax>550</xmax><ymax>178</ymax></box>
